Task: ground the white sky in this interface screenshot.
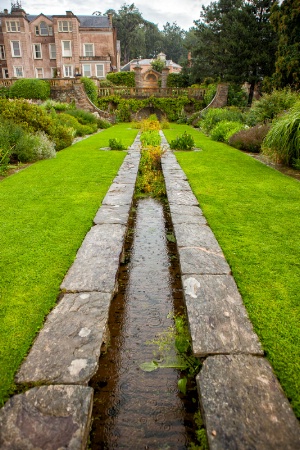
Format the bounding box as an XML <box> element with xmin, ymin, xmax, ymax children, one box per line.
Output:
<box><xmin>2</xmin><ymin>1</ymin><xmax>210</xmax><ymax>30</ymax></box>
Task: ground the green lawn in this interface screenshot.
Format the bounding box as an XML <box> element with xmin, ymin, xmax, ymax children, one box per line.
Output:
<box><xmin>164</xmin><ymin>124</ymin><xmax>300</xmax><ymax>419</ymax></box>
<box><xmin>0</xmin><ymin>124</ymin><xmax>139</xmax><ymax>406</ymax></box>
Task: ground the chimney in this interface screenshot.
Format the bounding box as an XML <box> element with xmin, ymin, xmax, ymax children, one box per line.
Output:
<box><xmin>66</xmin><ymin>11</ymin><xmax>73</xmax><ymax>17</ymax></box>
<box><xmin>108</xmin><ymin>13</ymin><xmax>113</xmax><ymax>27</ymax></box>
<box><xmin>4</xmin><ymin>9</ymin><xmax>8</xmax><ymax>14</ymax></box>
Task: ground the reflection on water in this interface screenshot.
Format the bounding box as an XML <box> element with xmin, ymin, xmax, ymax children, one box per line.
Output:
<box><xmin>90</xmin><ymin>198</ymin><xmax>198</xmax><ymax>449</ymax></box>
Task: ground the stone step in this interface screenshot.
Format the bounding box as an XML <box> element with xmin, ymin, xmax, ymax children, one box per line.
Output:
<box><xmin>197</xmin><ymin>355</ymin><xmax>300</xmax><ymax>450</ymax></box>
<box><xmin>0</xmin><ymin>385</ymin><xmax>93</xmax><ymax>450</ymax></box>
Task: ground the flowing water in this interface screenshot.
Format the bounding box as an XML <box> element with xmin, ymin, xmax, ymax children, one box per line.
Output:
<box><xmin>90</xmin><ymin>198</ymin><xmax>198</xmax><ymax>449</ymax></box>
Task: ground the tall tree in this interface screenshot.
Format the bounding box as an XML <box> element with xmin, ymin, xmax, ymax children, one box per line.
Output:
<box><xmin>270</xmin><ymin>0</ymin><xmax>300</xmax><ymax>90</ymax></box>
<box><xmin>191</xmin><ymin>0</ymin><xmax>278</xmax><ymax>103</ymax></box>
<box><xmin>161</xmin><ymin>22</ymin><xmax>187</xmax><ymax>63</ymax></box>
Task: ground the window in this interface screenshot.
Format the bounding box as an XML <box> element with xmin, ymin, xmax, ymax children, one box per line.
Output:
<box><xmin>63</xmin><ymin>65</ymin><xmax>73</xmax><ymax>77</ymax></box>
<box><xmin>49</xmin><ymin>43</ymin><xmax>56</xmax><ymax>59</ymax></box>
<box><xmin>33</xmin><ymin>43</ymin><xmax>42</xmax><ymax>59</ymax></box>
<box><xmin>82</xmin><ymin>64</ymin><xmax>91</xmax><ymax>77</ymax></box>
<box><xmin>0</xmin><ymin>45</ymin><xmax>5</xmax><ymax>60</ymax></box>
<box><xmin>2</xmin><ymin>68</ymin><xmax>9</xmax><ymax>79</ymax></box>
<box><xmin>11</xmin><ymin>41</ymin><xmax>21</xmax><ymax>57</ymax></box>
<box><xmin>83</xmin><ymin>44</ymin><xmax>94</xmax><ymax>57</ymax></box>
<box><xmin>14</xmin><ymin>66</ymin><xmax>23</xmax><ymax>77</ymax></box>
<box><xmin>35</xmin><ymin>68</ymin><xmax>44</xmax><ymax>79</ymax></box>
<box><xmin>35</xmin><ymin>21</ymin><xmax>53</xmax><ymax>36</ymax></box>
<box><xmin>62</xmin><ymin>41</ymin><xmax>72</xmax><ymax>57</ymax></box>
<box><xmin>96</xmin><ymin>64</ymin><xmax>104</xmax><ymax>78</ymax></box>
<box><xmin>6</xmin><ymin>21</ymin><xmax>20</xmax><ymax>32</ymax></box>
<box><xmin>58</xmin><ymin>21</ymin><xmax>72</xmax><ymax>32</ymax></box>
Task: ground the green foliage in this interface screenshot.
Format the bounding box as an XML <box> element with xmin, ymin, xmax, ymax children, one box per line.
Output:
<box><xmin>14</xmin><ymin>131</ymin><xmax>56</xmax><ymax>162</ymax></box>
<box><xmin>229</xmin><ymin>124</ymin><xmax>270</xmax><ymax>153</ymax></box>
<box><xmin>227</xmin><ymin>84</ymin><xmax>248</xmax><ymax>107</ymax></box>
<box><xmin>246</xmin><ymin>88</ymin><xmax>300</xmax><ymax>125</ymax></box>
<box><xmin>199</xmin><ymin>107</ymin><xmax>244</xmax><ymax>134</ymax></box>
<box><xmin>151</xmin><ymin>59</ymin><xmax>165</xmax><ymax>73</ymax></box>
<box><xmin>65</xmin><ymin>109</ymin><xmax>98</xmax><ymax>126</ymax></box>
<box><xmin>170</xmin><ymin>132</ymin><xmax>195</xmax><ymax>150</ymax></box>
<box><xmin>9</xmin><ymin>79</ymin><xmax>50</xmax><ymax>100</ymax></box>
<box><xmin>262</xmin><ymin>102</ymin><xmax>300</xmax><ymax>165</ymax></box>
<box><xmin>56</xmin><ymin>113</ymin><xmax>95</xmax><ymax>137</ymax></box>
<box><xmin>0</xmin><ymin>87</ymin><xmax>10</xmax><ymax>99</ymax></box>
<box><xmin>109</xmin><ymin>138</ymin><xmax>126</xmax><ymax>150</ymax></box>
<box><xmin>80</xmin><ymin>77</ymin><xmax>98</xmax><ymax>104</ymax></box>
<box><xmin>41</xmin><ymin>99</ymin><xmax>75</xmax><ymax>112</ymax></box>
<box><xmin>106</xmin><ymin>71</ymin><xmax>135</xmax><ymax>87</ymax></box>
<box><xmin>97</xmin><ymin>118</ymin><xmax>111</xmax><ymax>129</ymax></box>
<box><xmin>167</xmin><ymin>73</ymin><xmax>189</xmax><ymax>88</ymax></box>
<box><xmin>270</xmin><ymin>0</ymin><xmax>300</xmax><ymax>90</ymax></box>
<box><xmin>203</xmin><ymin>84</ymin><xmax>217</xmax><ymax>106</ymax></box>
<box><xmin>140</xmin><ymin>130</ymin><xmax>161</xmax><ymax>147</ymax></box>
<box><xmin>210</xmin><ymin>121</ymin><xmax>244</xmax><ymax>143</ymax></box>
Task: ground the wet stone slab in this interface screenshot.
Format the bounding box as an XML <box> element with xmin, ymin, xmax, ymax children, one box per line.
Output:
<box><xmin>0</xmin><ymin>385</ymin><xmax>93</xmax><ymax>450</ymax></box>
<box><xmin>61</xmin><ymin>224</ymin><xmax>126</xmax><ymax>293</ymax></box>
<box><xmin>164</xmin><ymin>178</ymin><xmax>192</xmax><ymax>192</ymax></box>
<box><xmin>16</xmin><ymin>292</ymin><xmax>111</xmax><ymax>385</ymax></box>
<box><xmin>174</xmin><ymin>223</ymin><xmax>223</xmax><ymax>252</ymax></box>
<box><xmin>197</xmin><ymin>355</ymin><xmax>300</xmax><ymax>450</ymax></box>
<box><xmin>94</xmin><ymin>204</ymin><xmax>131</xmax><ymax>226</ymax></box>
<box><xmin>169</xmin><ymin>204</ymin><xmax>207</xmax><ymax>226</ymax></box>
<box><xmin>182</xmin><ymin>275</ymin><xmax>263</xmax><ymax>356</ymax></box>
<box><xmin>167</xmin><ymin>188</ymin><xmax>199</xmax><ymax>206</ymax></box>
<box><xmin>102</xmin><ymin>182</ymin><xmax>135</xmax><ymax>206</ymax></box>
<box><xmin>178</xmin><ymin>247</ymin><xmax>231</xmax><ymax>275</ymax></box>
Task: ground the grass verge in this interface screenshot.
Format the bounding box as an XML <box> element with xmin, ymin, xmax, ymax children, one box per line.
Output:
<box><xmin>0</xmin><ymin>124</ymin><xmax>138</xmax><ymax>406</ymax></box>
<box><xmin>164</xmin><ymin>124</ymin><xmax>300</xmax><ymax>418</ymax></box>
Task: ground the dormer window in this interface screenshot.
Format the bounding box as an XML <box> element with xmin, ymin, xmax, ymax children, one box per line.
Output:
<box><xmin>35</xmin><ymin>21</ymin><xmax>53</xmax><ymax>36</ymax></box>
<box><xmin>58</xmin><ymin>21</ymin><xmax>72</xmax><ymax>32</ymax></box>
<box><xmin>6</xmin><ymin>21</ymin><xmax>20</xmax><ymax>32</ymax></box>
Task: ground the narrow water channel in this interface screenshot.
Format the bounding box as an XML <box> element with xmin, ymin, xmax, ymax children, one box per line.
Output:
<box><xmin>90</xmin><ymin>197</ymin><xmax>199</xmax><ymax>448</ymax></box>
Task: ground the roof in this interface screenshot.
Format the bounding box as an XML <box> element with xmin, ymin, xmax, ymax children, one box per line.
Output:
<box><xmin>26</xmin><ymin>14</ymin><xmax>110</xmax><ymax>28</ymax></box>
<box><xmin>121</xmin><ymin>59</ymin><xmax>182</xmax><ymax>72</ymax></box>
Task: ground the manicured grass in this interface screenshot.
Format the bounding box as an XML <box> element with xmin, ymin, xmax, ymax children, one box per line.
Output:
<box><xmin>0</xmin><ymin>124</ymin><xmax>139</xmax><ymax>406</ymax></box>
<box><xmin>164</xmin><ymin>124</ymin><xmax>300</xmax><ymax>418</ymax></box>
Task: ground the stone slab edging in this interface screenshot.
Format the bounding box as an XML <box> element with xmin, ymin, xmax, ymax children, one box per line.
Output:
<box><xmin>160</xmin><ymin>132</ymin><xmax>300</xmax><ymax>449</ymax></box>
<box><xmin>0</xmin><ymin>137</ymin><xmax>141</xmax><ymax>449</ymax></box>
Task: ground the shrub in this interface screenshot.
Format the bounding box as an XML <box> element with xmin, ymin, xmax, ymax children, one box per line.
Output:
<box><xmin>199</xmin><ymin>107</ymin><xmax>244</xmax><ymax>134</ymax></box>
<box><xmin>161</xmin><ymin>120</ymin><xmax>170</xmax><ymax>129</ymax></box>
<box><xmin>262</xmin><ymin>103</ymin><xmax>300</xmax><ymax>166</ymax></box>
<box><xmin>0</xmin><ymin>87</ymin><xmax>10</xmax><ymax>99</ymax></box>
<box><xmin>10</xmin><ymin>79</ymin><xmax>50</xmax><ymax>100</ymax></box>
<box><xmin>246</xmin><ymin>88</ymin><xmax>300</xmax><ymax>126</ymax></box>
<box><xmin>166</xmin><ymin>73</ymin><xmax>189</xmax><ymax>88</ymax></box>
<box><xmin>211</xmin><ymin>121</ymin><xmax>245</xmax><ymax>143</ymax></box>
<box><xmin>140</xmin><ymin>117</ymin><xmax>160</xmax><ymax>132</ymax></box>
<box><xmin>56</xmin><ymin>113</ymin><xmax>96</xmax><ymax>136</ymax></box>
<box><xmin>229</xmin><ymin>124</ymin><xmax>270</xmax><ymax>153</ymax></box>
<box><xmin>170</xmin><ymin>132</ymin><xmax>195</xmax><ymax>150</ymax></box>
<box><xmin>49</xmin><ymin>123</ymin><xmax>74</xmax><ymax>150</ymax></box>
<box><xmin>80</xmin><ymin>77</ymin><xmax>98</xmax><ymax>104</ymax></box>
<box><xmin>140</xmin><ymin>130</ymin><xmax>161</xmax><ymax>147</ymax></box>
<box><xmin>65</xmin><ymin>109</ymin><xmax>98</xmax><ymax>126</ymax></box>
<box><xmin>97</xmin><ymin>118</ymin><xmax>111</xmax><ymax>129</ymax></box>
<box><xmin>227</xmin><ymin>84</ymin><xmax>248</xmax><ymax>107</ymax></box>
<box><xmin>42</xmin><ymin>99</ymin><xmax>75</xmax><ymax>112</ymax></box>
<box><xmin>109</xmin><ymin>138</ymin><xmax>126</xmax><ymax>150</ymax></box>
<box><xmin>14</xmin><ymin>131</ymin><xmax>56</xmax><ymax>162</ymax></box>
<box><xmin>106</xmin><ymin>72</ymin><xmax>135</xmax><ymax>87</ymax></box>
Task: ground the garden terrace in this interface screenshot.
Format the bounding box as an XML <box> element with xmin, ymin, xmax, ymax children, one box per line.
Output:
<box><xmin>98</xmin><ymin>87</ymin><xmax>205</xmax><ymax>99</ymax></box>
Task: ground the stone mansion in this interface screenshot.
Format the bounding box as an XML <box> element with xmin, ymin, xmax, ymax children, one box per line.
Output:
<box><xmin>0</xmin><ymin>4</ymin><xmax>120</xmax><ymax>80</ymax></box>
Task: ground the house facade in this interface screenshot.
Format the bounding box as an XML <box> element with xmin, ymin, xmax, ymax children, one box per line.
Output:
<box><xmin>0</xmin><ymin>4</ymin><xmax>120</xmax><ymax>79</ymax></box>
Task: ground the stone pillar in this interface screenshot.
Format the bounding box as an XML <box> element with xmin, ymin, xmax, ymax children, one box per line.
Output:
<box><xmin>161</xmin><ymin>67</ymin><xmax>170</xmax><ymax>89</ymax></box>
<box><xmin>133</xmin><ymin>66</ymin><xmax>143</xmax><ymax>88</ymax></box>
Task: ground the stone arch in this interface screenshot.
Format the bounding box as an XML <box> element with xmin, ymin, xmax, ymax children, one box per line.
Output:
<box><xmin>142</xmin><ymin>69</ymin><xmax>161</xmax><ymax>89</ymax></box>
<box><xmin>133</xmin><ymin>106</ymin><xmax>166</xmax><ymax>122</ymax></box>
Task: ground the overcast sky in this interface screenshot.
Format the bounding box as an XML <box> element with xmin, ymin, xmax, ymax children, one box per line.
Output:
<box><xmin>2</xmin><ymin>1</ymin><xmax>210</xmax><ymax>30</ymax></box>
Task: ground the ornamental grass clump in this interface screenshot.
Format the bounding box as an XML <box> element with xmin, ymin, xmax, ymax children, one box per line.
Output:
<box><xmin>262</xmin><ymin>103</ymin><xmax>300</xmax><ymax>166</ymax></box>
<box><xmin>170</xmin><ymin>132</ymin><xmax>195</xmax><ymax>150</ymax></box>
<box><xmin>109</xmin><ymin>138</ymin><xmax>126</xmax><ymax>150</ymax></box>
<box><xmin>210</xmin><ymin>121</ymin><xmax>244</xmax><ymax>143</ymax></box>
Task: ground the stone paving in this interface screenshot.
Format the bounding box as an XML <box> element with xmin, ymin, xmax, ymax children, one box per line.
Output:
<box><xmin>0</xmin><ymin>131</ymin><xmax>299</xmax><ymax>449</ymax></box>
